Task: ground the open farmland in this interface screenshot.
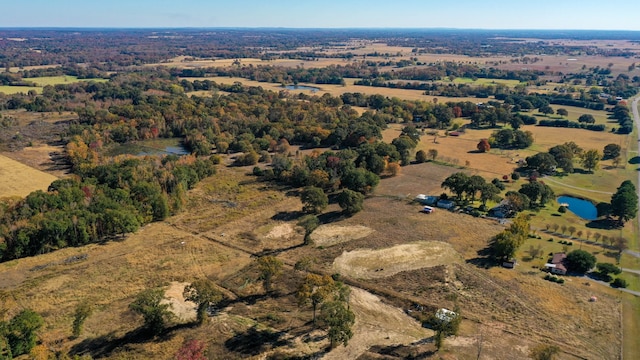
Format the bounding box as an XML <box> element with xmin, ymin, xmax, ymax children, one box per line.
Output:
<box><xmin>0</xmin><ymin>27</ymin><xmax>639</xmax><ymax>360</ymax></box>
<box><xmin>0</xmin><ymin>76</ymin><xmax>107</xmax><ymax>95</ymax></box>
<box><xmin>0</xmin><ymin>153</ymin><xmax>58</xmax><ymax>198</ymax></box>
<box><xmin>0</xmin><ymin>164</ymin><xmax>625</xmax><ymax>359</ymax></box>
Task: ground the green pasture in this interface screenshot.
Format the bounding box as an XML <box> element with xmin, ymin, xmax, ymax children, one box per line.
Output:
<box><xmin>0</xmin><ymin>85</ymin><xmax>41</xmax><ymax>94</ymax></box>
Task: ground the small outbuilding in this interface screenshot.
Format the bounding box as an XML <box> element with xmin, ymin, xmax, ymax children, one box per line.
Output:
<box><xmin>545</xmin><ymin>252</ymin><xmax>568</xmax><ymax>275</ymax></box>
<box><xmin>436</xmin><ymin>199</ymin><xmax>455</xmax><ymax>210</ymax></box>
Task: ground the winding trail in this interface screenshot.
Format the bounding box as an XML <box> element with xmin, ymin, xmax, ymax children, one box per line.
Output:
<box><xmin>542</xmin><ymin>176</ymin><xmax>613</xmax><ymax>195</ymax></box>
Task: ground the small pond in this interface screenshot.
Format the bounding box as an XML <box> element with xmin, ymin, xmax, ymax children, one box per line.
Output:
<box><xmin>106</xmin><ymin>138</ymin><xmax>190</xmax><ymax>157</ymax></box>
<box><xmin>557</xmin><ymin>196</ymin><xmax>598</xmax><ymax>220</ymax></box>
<box><xmin>282</xmin><ymin>84</ymin><xmax>320</xmax><ymax>92</ymax></box>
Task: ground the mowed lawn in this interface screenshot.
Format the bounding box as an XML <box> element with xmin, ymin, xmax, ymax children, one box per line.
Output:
<box><xmin>0</xmin><ymin>154</ymin><xmax>58</xmax><ymax>198</ymax></box>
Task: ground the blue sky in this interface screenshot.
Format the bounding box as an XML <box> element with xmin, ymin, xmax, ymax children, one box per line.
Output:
<box><xmin>4</xmin><ymin>0</ymin><xmax>640</xmax><ymax>30</ymax></box>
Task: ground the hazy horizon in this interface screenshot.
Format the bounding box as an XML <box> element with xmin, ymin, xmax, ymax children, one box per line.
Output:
<box><xmin>3</xmin><ymin>0</ymin><xmax>639</xmax><ymax>31</ymax></box>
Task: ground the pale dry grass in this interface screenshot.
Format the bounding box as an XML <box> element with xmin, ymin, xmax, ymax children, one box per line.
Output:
<box><xmin>333</xmin><ymin>241</ymin><xmax>462</xmax><ymax>280</ymax></box>
<box><xmin>0</xmin><ymin>153</ymin><xmax>58</xmax><ymax>198</ymax></box>
<box><xmin>310</xmin><ymin>225</ymin><xmax>374</xmax><ymax>247</ymax></box>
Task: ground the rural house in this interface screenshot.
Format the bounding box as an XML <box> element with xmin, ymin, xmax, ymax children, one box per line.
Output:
<box><xmin>545</xmin><ymin>253</ymin><xmax>568</xmax><ymax>275</ymax></box>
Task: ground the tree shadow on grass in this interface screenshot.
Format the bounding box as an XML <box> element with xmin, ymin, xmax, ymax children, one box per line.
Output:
<box><xmin>69</xmin><ymin>324</ymin><xmax>196</xmax><ymax>359</ymax></box>
<box><xmin>466</xmin><ymin>246</ymin><xmax>499</xmax><ymax>269</ymax></box>
<box><xmin>629</xmin><ymin>156</ymin><xmax>640</xmax><ymax>165</ymax></box>
<box><xmin>224</xmin><ymin>325</ymin><xmax>289</xmax><ymax>355</ymax></box>
<box><xmin>272</xmin><ymin>210</ymin><xmax>304</xmax><ymax>221</ymax></box>
<box><xmin>586</xmin><ymin>218</ymin><xmax>619</xmax><ymax>230</ymax></box>
<box><xmin>317</xmin><ymin>210</ymin><xmax>345</xmax><ymax>225</ymax></box>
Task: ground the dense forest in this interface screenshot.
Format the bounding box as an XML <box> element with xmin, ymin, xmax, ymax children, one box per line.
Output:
<box><xmin>2</xmin><ymin>29</ymin><xmax>640</xmax><ymax>68</ymax></box>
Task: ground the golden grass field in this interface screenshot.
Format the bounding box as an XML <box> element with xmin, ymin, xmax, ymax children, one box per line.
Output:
<box><xmin>0</xmin><ymin>153</ymin><xmax>58</xmax><ymax>198</ymax></box>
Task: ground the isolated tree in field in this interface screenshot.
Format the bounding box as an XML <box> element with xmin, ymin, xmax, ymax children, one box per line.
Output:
<box><xmin>297</xmin><ymin>274</ymin><xmax>335</xmax><ymax>325</ymax></box>
<box><xmin>298</xmin><ymin>215</ymin><xmax>319</xmax><ymax>245</ymax></box>
<box><xmin>477</xmin><ymin>139</ymin><xmax>490</xmax><ymax>153</ymax></box>
<box><xmin>612</xmin><ymin>156</ymin><xmax>622</xmax><ymax>168</ymax></box>
<box><xmin>560</xmin><ymin>225</ymin><xmax>567</xmax><ymax>234</ymax></box>
<box><xmin>580</xmin><ymin>149</ymin><xmax>600</xmax><ymax>172</ymax></box>
<box><xmin>320</xmin><ymin>300</ymin><xmax>355</xmax><ymax>348</ymax></box>
<box><xmin>183</xmin><ymin>279</ymin><xmax>224</xmax><ymax>325</ymax></box>
<box><xmin>576</xmin><ymin>230</ymin><xmax>583</xmax><ymax>239</ymax></box>
<box><xmin>593</xmin><ymin>232</ymin><xmax>601</xmax><ymax>243</ymax></box>
<box><xmin>556</xmin><ymin>108</ymin><xmax>568</xmax><ymax>117</ymax></box>
<box><xmin>129</xmin><ymin>288</ymin><xmax>173</xmax><ymax>335</ymax></box>
<box><xmin>257</xmin><ymin>256</ymin><xmax>283</xmax><ymax>294</ymax></box>
<box><xmin>530</xmin><ymin>344</ymin><xmax>560</xmax><ymax>360</ymax></box>
<box><xmin>72</xmin><ymin>301</ymin><xmax>93</xmax><ymax>338</ymax></box>
<box><xmin>337</xmin><ymin>189</ymin><xmax>364</xmax><ymax>216</ymax></box>
<box><xmin>552</xmin><ymin>223</ymin><xmax>560</xmax><ymax>233</ymax></box>
<box><xmin>527</xmin><ymin>244</ymin><xmax>543</xmax><ymax>259</ymax></box>
<box><xmin>566</xmin><ymin>250</ymin><xmax>596</xmax><ymax>274</ymax></box>
<box><xmin>539</xmin><ymin>105</ymin><xmax>554</xmax><ymax>116</ymax></box>
<box><xmin>610</xmin><ymin>180</ymin><xmax>638</xmax><ymax>225</ymax></box>
<box><xmin>578</xmin><ymin>114</ymin><xmax>596</xmax><ymax>123</ymax></box>
<box><xmin>428</xmin><ymin>149</ymin><xmax>438</xmax><ymax>161</ymax></box>
<box><xmin>603</xmin><ymin>144</ymin><xmax>621</xmax><ymax>160</ymax></box>
<box><xmin>432</xmin><ymin>308</ymin><xmax>462</xmax><ymax>351</ymax></box>
<box><xmin>612</xmin><ymin>237</ymin><xmax>628</xmax><ymax>255</ymax></box>
<box><xmin>568</xmin><ymin>226</ymin><xmax>576</xmax><ymax>238</ymax></box>
<box><xmin>415</xmin><ymin>150</ymin><xmax>428</xmax><ymax>163</ymax></box>
<box><xmin>300</xmin><ymin>186</ymin><xmax>328</xmax><ymax>214</ymax></box>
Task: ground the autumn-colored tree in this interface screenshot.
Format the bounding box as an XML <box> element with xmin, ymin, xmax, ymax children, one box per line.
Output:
<box><xmin>385</xmin><ymin>162</ymin><xmax>401</xmax><ymax>176</ymax></box>
<box><xmin>428</xmin><ymin>149</ymin><xmax>438</xmax><ymax>161</ymax></box>
<box><xmin>175</xmin><ymin>339</ymin><xmax>207</xmax><ymax>360</ymax></box>
<box><xmin>415</xmin><ymin>150</ymin><xmax>428</xmax><ymax>163</ymax></box>
<box><xmin>297</xmin><ymin>274</ymin><xmax>335</xmax><ymax>325</ymax></box>
<box><xmin>183</xmin><ymin>279</ymin><xmax>224</xmax><ymax>325</ymax></box>
<box><xmin>257</xmin><ymin>256</ymin><xmax>283</xmax><ymax>294</ymax></box>
<box><xmin>477</xmin><ymin>139</ymin><xmax>490</xmax><ymax>153</ymax></box>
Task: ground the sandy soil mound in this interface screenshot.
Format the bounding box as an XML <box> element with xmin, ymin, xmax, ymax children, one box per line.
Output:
<box><xmin>162</xmin><ymin>281</ymin><xmax>196</xmax><ymax>322</ymax></box>
<box><xmin>323</xmin><ymin>287</ymin><xmax>431</xmax><ymax>360</ymax></box>
<box><xmin>333</xmin><ymin>241</ymin><xmax>462</xmax><ymax>279</ymax></box>
<box><xmin>264</xmin><ymin>223</ymin><xmax>296</xmax><ymax>239</ymax></box>
<box><xmin>310</xmin><ymin>225</ymin><xmax>374</xmax><ymax>247</ymax></box>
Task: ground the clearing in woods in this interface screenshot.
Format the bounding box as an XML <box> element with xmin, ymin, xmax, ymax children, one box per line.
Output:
<box><xmin>0</xmin><ymin>153</ymin><xmax>58</xmax><ymax>198</ymax></box>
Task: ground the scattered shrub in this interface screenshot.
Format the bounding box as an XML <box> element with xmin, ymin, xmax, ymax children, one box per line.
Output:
<box><xmin>611</xmin><ymin>278</ymin><xmax>628</xmax><ymax>288</ymax></box>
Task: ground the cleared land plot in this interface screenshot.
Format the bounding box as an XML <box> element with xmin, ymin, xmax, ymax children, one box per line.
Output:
<box><xmin>333</xmin><ymin>241</ymin><xmax>462</xmax><ymax>280</ymax></box>
<box><xmin>0</xmin><ymin>153</ymin><xmax>58</xmax><ymax>198</ymax></box>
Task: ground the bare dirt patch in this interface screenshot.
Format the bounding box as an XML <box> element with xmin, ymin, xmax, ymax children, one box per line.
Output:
<box><xmin>310</xmin><ymin>225</ymin><xmax>374</xmax><ymax>247</ymax></box>
<box><xmin>324</xmin><ymin>287</ymin><xmax>432</xmax><ymax>360</ymax></box>
<box><xmin>333</xmin><ymin>241</ymin><xmax>463</xmax><ymax>280</ymax></box>
<box><xmin>162</xmin><ymin>281</ymin><xmax>196</xmax><ymax>322</ymax></box>
<box><xmin>263</xmin><ymin>223</ymin><xmax>296</xmax><ymax>240</ymax></box>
